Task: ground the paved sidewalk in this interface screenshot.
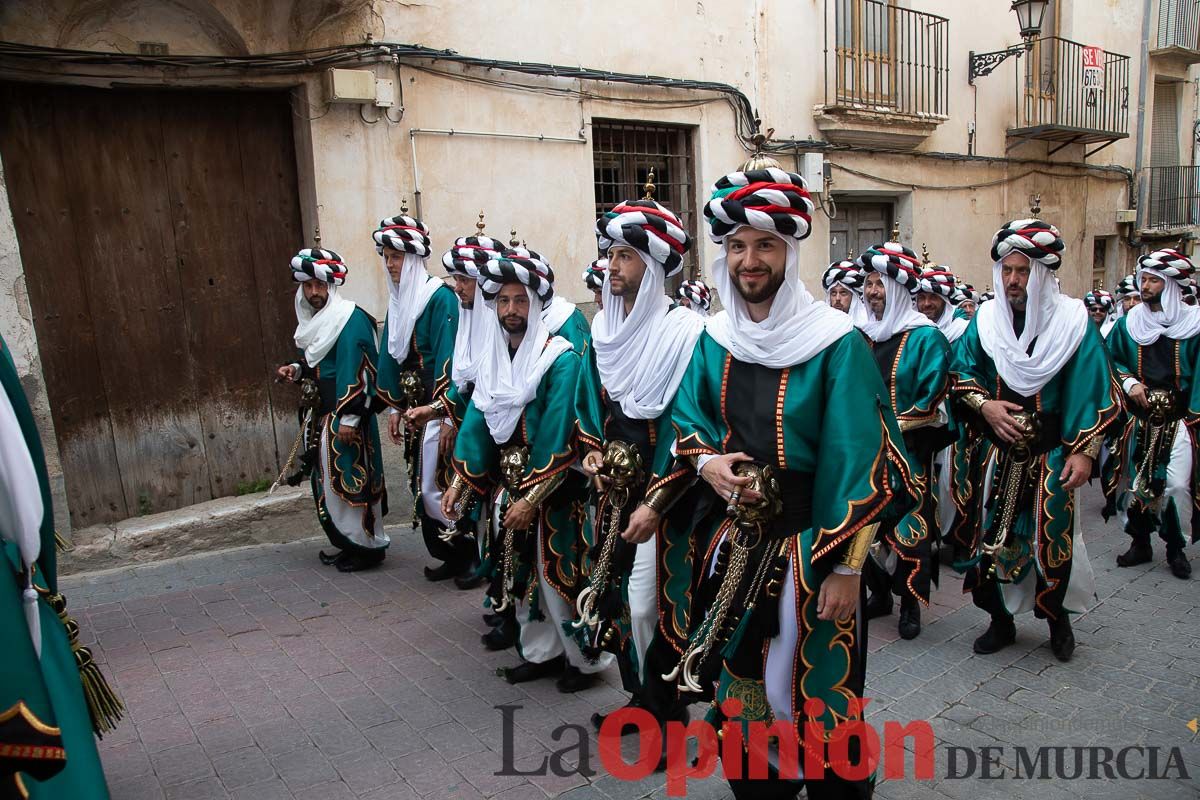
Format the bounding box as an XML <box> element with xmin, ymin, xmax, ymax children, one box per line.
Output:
<box><xmin>62</xmin><ymin>485</ymin><xmax>1199</xmax><ymax>799</ymax></box>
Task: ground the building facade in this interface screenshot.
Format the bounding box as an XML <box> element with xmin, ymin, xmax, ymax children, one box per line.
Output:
<box><xmin>0</xmin><ymin>0</ymin><xmax>1195</xmax><ymax>530</ymax></box>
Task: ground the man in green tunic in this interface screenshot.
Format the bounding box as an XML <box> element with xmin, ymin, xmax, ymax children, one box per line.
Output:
<box><xmin>951</xmin><ymin>219</ymin><xmax>1119</xmax><ymax>662</ymax></box>
<box><xmin>664</xmin><ymin>160</ymin><xmax>915</xmax><ymax>799</ymax></box>
<box><xmin>404</xmin><ymin>224</ymin><xmax>505</xmax><ymax>597</ymax></box>
<box><xmin>442</xmin><ymin>249</ymin><xmax>613</xmax><ymax>691</ymax></box>
<box><xmin>1106</xmin><ymin>249</ymin><xmax>1200</xmax><ymax>579</ymax></box>
<box><xmin>572</xmin><ymin>192</ymin><xmax>704</xmax><ymax>730</ymax></box>
<box><xmin>953</xmin><ymin>284</ymin><xmax>981</xmax><ymax>320</ymax></box>
<box><xmin>856</xmin><ymin>243</ymin><xmax>953</xmax><ymax>641</ymax></box>
<box><xmin>821</xmin><ymin>260</ymin><xmax>868</xmax><ymax>326</ymax></box>
<box><xmin>0</xmin><ymin>333</ymin><xmax>113</xmax><ymax>798</ymax></box>
<box><xmin>372</xmin><ymin>211</ymin><xmax>475</xmax><ymax>582</ymax></box>
<box><xmin>279</xmin><ymin>248</ymin><xmax>387</xmax><ymax>572</ymax></box>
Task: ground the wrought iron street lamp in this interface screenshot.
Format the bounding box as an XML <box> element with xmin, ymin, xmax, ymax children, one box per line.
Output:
<box><xmin>968</xmin><ymin>0</ymin><xmax>1051</xmax><ymax>84</ymax></box>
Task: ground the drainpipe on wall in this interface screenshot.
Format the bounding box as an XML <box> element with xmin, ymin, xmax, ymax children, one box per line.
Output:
<box><xmin>1130</xmin><ymin>0</ymin><xmax>1155</xmax><ymax>248</ymax></box>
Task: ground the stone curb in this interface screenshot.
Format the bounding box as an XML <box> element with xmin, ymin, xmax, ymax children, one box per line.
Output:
<box><xmin>59</xmin><ymin>487</ymin><xmax>319</xmax><ymax>575</ymax></box>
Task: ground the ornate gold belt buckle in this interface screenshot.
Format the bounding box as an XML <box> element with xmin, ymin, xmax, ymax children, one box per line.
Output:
<box><xmin>726</xmin><ymin>462</ymin><xmax>783</xmax><ymax>533</ymax></box>
<box><xmin>398</xmin><ymin>370</ymin><xmax>423</xmax><ymax>410</ymax></box>
<box><xmin>500</xmin><ymin>446</ymin><xmax>530</xmax><ymax>493</ymax></box>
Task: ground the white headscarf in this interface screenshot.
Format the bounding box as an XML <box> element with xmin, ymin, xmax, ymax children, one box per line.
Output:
<box><xmin>932</xmin><ymin>298</ymin><xmax>969</xmax><ymax>343</ymax></box>
<box><xmin>861</xmin><ymin>275</ymin><xmax>936</xmax><ymax>343</ymax></box>
<box><xmin>1125</xmin><ymin>268</ymin><xmax>1200</xmax><ymax>345</ymax></box>
<box><xmin>385</xmin><ymin>253</ymin><xmax>442</xmax><ymax>364</ymax></box>
<box><xmin>975</xmin><ymin>256</ymin><xmax>1089</xmax><ymax>397</ymax></box>
<box><xmin>707</xmin><ymin>229</ymin><xmax>853</xmax><ymax>368</ymax></box>
<box><xmin>592</xmin><ymin>251</ymin><xmax>705</xmax><ymax>420</ymax></box>
<box><xmin>471</xmin><ymin>287</ymin><xmax>572</xmax><ymax>442</ymax></box>
<box><xmin>450</xmin><ymin>282</ymin><xmax>493</xmax><ymax>392</ymax></box>
<box><xmin>541</xmin><ymin>295</ymin><xmax>578</xmax><ymax>337</ymax></box>
<box><xmin>294</xmin><ymin>285</ymin><xmax>356</xmax><ymax>368</ymax></box>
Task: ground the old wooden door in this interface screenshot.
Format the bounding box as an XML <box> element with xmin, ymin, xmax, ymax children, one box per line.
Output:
<box><xmin>828</xmin><ymin>201</ymin><xmax>893</xmax><ymax>263</ymax></box>
<box><xmin>0</xmin><ymin>84</ymin><xmax>304</xmax><ymax>527</ymax></box>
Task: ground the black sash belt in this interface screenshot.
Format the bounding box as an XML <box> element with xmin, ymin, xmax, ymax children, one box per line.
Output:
<box><xmin>764</xmin><ymin>469</ymin><xmax>814</xmax><ymax>539</ymax></box>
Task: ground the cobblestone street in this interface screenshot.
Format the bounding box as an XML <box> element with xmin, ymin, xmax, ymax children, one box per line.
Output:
<box><xmin>64</xmin><ymin>484</ymin><xmax>1200</xmax><ymax>800</ymax></box>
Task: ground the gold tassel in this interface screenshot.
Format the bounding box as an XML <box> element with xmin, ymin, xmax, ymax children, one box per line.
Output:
<box><xmin>54</xmin><ymin>531</ymin><xmax>74</xmax><ymax>553</ymax></box>
<box><xmin>45</xmin><ymin>593</ymin><xmax>125</xmax><ymax>737</ymax></box>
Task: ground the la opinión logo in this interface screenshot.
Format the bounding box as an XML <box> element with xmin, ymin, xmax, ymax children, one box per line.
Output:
<box><xmin>494</xmin><ymin>701</ymin><xmax>1191</xmax><ymax>796</ymax></box>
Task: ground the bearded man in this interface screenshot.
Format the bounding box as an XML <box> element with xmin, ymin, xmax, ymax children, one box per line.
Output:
<box><xmin>1106</xmin><ymin>250</ymin><xmax>1200</xmax><ymax>580</ymax></box>
<box><xmin>279</xmin><ymin>248</ymin><xmax>387</xmax><ymax>572</ymax></box>
<box><xmin>951</xmin><ymin>220</ymin><xmax>1119</xmax><ymax>662</ymax></box>
<box><xmin>664</xmin><ymin>161</ymin><xmax>915</xmax><ymax>798</ymax></box>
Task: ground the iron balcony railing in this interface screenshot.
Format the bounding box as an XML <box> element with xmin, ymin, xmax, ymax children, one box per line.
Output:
<box><xmin>1157</xmin><ymin>0</ymin><xmax>1200</xmax><ymax>51</ymax></box>
<box><xmin>1143</xmin><ymin>166</ymin><xmax>1200</xmax><ymax>230</ymax></box>
<box><xmin>1012</xmin><ymin>36</ymin><xmax>1131</xmax><ymax>145</ymax></box>
<box><xmin>825</xmin><ymin>0</ymin><xmax>950</xmax><ymax>119</ymax></box>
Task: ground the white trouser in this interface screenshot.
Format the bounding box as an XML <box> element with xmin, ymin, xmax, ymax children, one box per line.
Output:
<box><xmin>1163</xmin><ymin>422</ymin><xmax>1194</xmax><ymax>546</ymax></box>
<box><xmin>935</xmin><ymin>446</ymin><xmax>955</xmax><ymax>539</ymax></box>
<box><xmin>420</xmin><ymin>419</ymin><xmax>450</xmax><ymax>526</ymax></box>
<box><xmin>980</xmin><ymin>451</ymin><xmax>1095</xmax><ymax>616</ymax></box>
<box><xmin>515</xmin><ymin>518</ymin><xmax>614</xmax><ymax>674</ymax></box>
<box><xmin>320</xmin><ymin>426</ymin><xmax>388</xmax><ymax>549</ymax></box>
<box><xmin>627</xmin><ymin>538</ymin><xmax>658</xmax><ymax>681</ymax></box>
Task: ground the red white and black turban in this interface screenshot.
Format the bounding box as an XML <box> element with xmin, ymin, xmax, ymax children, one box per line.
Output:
<box><xmin>989</xmin><ymin>219</ymin><xmax>1065</xmax><ymax>270</ymax></box>
<box><xmin>822</xmin><ymin>260</ymin><xmax>865</xmax><ymax>292</ymax></box>
<box><xmin>677</xmin><ymin>279</ymin><xmax>712</xmax><ymax>311</ymax></box>
<box><xmin>291</xmin><ymin>248</ymin><xmax>348</xmax><ymax>285</ymax></box>
<box><xmin>703</xmin><ymin>168</ymin><xmax>815</xmax><ymax>243</ymax></box>
<box><xmin>596</xmin><ymin>199</ymin><xmax>690</xmax><ymax>277</ymax></box>
<box><xmin>918</xmin><ymin>266</ymin><xmax>958</xmax><ymax>299</ymax></box>
<box><xmin>479</xmin><ymin>247</ymin><xmax>555</xmax><ymax>302</ymax></box>
<box><xmin>855</xmin><ymin>242</ymin><xmax>924</xmax><ymax>294</ymax></box>
<box><xmin>1114</xmin><ymin>274</ymin><xmax>1139</xmax><ymax>299</ymax></box>
<box><xmin>442</xmin><ymin>235</ymin><xmax>504</xmax><ymax>279</ymax></box>
<box><xmin>1137</xmin><ymin>249</ymin><xmax>1195</xmax><ymax>284</ymax></box>
<box><xmin>373</xmin><ymin>214</ymin><xmax>432</xmax><ymax>257</ymax></box>
<box><xmin>583</xmin><ymin>258</ymin><xmax>607</xmax><ymax>291</ymax></box>
<box><xmin>980</xmin><ymin>290</ymin><xmax>995</xmax><ymax>303</ymax></box>
<box><xmin>1084</xmin><ymin>289</ymin><xmax>1115</xmax><ymax>312</ymax></box>
<box><xmin>953</xmin><ymin>284</ymin><xmax>981</xmax><ymax>305</ymax></box>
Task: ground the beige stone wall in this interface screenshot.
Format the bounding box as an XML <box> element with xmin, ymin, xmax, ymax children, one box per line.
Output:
<box><xmin>0</xmin><ymin>0</ymin><xmax>1189</xmax><ymax>528</ymax></box>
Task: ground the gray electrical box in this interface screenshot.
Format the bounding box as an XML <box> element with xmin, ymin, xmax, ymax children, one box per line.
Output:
<box><xmin>325</xmin><ymin>69</ymin><xmax>376</xmax><ymax>103</ymax></box>
<box><xmin>800</xmin><ymin>153</ymin><xmax>825</xmax><ymax>193</ymax></box>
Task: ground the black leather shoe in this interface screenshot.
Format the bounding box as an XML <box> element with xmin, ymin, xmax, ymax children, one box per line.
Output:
<box><xmin>864</xmin><ymin>591</ymin><xmax>893</xmax><ymax>620</ymax></box>
<box><xmin>556</xmin><ymin>665</ymin><xmax>597</xmax><ymax>693</ymax></box>
<box><xmin>336</xmin><ymin>551</ymin><xmax>384</xmax><ymax>573</ymax></box>
<box><xmin>1048</xmin><ymin>615</ymin><xmax>1075</xmax><ymax>662</ymax></box>
<box><xmin>1116</xmin><ymin>541</ymin><xmax>1153</xmax><ymax>567</ymax></box>
<box><xmin>898</xmin><ymin>598</ymin><xmax>922</xmax><ymax>640</ymax></box>
<box><xmin>455</xmin><ymin>571</ymin><xmax>485</xmax><ymax>590</ymax></box>
<box><xmin>591</xmin><ymin>696</ymin><xmax>643</xmax><ymax>733</ymax></box>
<box><xmin>503</xmin><ymin>655</ymin><xmax>565</xmax><ymax>684</ymax></box>
<box><xmin>1167</xmin><ymin>550</ymin><xmax>1192</xmax><ymax>580</ymax></box>
<box><xmin>482</xmin><ymin>615</ymin><xmax>518</xmax><ymax>650</ymax></box>
<box><xmin>318</xmin><ymin>550</ymin><xmax>341</xmax><ymax>566</ymax></box>
<box><xmin>973</xmin><ymin>616</ymin><xmax>1017</xmax><ymax>655</ymax></box>
<box><xmin>424</xmin><ymin>561</ymin><xmax>460</xmax><ymax>582</ymax></box>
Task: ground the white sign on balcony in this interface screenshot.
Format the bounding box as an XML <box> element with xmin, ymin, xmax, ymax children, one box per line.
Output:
<box><xmin>1083</xmin><ymin>46</ymin><xmax>1104</xmax><ymax>107</ymax></box>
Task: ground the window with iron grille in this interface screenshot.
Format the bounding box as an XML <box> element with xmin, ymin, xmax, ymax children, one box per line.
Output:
<box><xmin>591</xmin><ymin>120</ymin><xmax>699</xmax><ymax>278</ymax></box>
